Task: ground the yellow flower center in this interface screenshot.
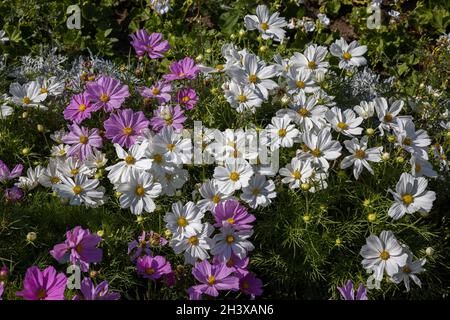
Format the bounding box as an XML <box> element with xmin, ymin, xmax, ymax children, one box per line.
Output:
<box><xmin>238</xmin><ymin>94</ymin><xmax>247</xmax><ymax>103</ymax></box>
<box><xmin>337</xmin><ymin>122</ymin><xmax>348</xmax><ymax>130</ymax></box>
<box><xmin>75</xmin><ymin>243</ymin><xmax>83</xmax><ymax>253</ymax></box>
<box><xmin>164</xmin><ymin>116</ymin><xmax>173</xmax><ymax>125</ymax></box>
<box><xmin>227</xmin><ymin>217</ymin><xmax>235</xmax><ymax>224</ymax></box>
<box><xmin>177</xmin><ymin>217</ymin><xmax>187</xmax><ymax>227</ymax></box>
<box><xmin>379</xmin><ymin>250</ymin><xmax>390</xmax><ymax>260</ymax></box>
<box><xmin>135</xmin><ymin>185</ymin><xmax>145</xmax><ymax>196</ymax></box>
<box><xmin>212</xmin><ymin>195</ymin><xmax>221</xmax><ymax>204</ymax></box>
<box><xmin>402</xmin><ymin>266</ymin><xmax>411</xmax><ymax>274</ymax></box>
<box><xmin>251</xmin><ymin>187</ymin><xmax>260</xmax><ymax>195</ymax></box>
<box><xmin>261</xmin><ymin>22</ymin><xmax>269</xmax><ymax>30</ymax></box>
<box><xmin>292</xmin><ymin>170</ymin><xmax>302</xmax><ymax>179</ymax></box>
<box><xmin>167</xmin><ymin>143</ymin><xmax>175</xmax><ymax>151</ymax></box>
<box><xmin>226</xmin><ymin>235</ymin><xmax>235</xmax><ymax>244</ymax></box>
<box><xmin>40</xmin><ymin>88</ymin><xmax>48</xmax><ymax>94</ymax></box>
<box><xmin>79</xmin><ymin>135</ymin><xmax>88</xmax><ymax>144</ymax></box>
<box><xmin>384</xmin><ymin>113</ymin><xmax>393</xmax><ymax>123</ymax></box>
<box><xmin>296</xmin><ymin>80</ymin><xmax>305</xmax><ymax>89</ymax></box>
<box><xmin>229</xmin><ymin>171</ymin><xmax>240</xmax><ymax>182</ymax></box>
<box><xmin>355</xmin><ymin>149</ymin><xmax>366</xmax><ymax>159</ymax></box>
<box><xmin>145</xmin><ymin>267</ymin><xmax>155</xmax><ymax>275</ymax></box>
<box><xmin>242</xmin><ymin>281</ymin><xmax>250</xmax><ymax>289</ymax></box>
<box><xmin>22</xmin><ymin>96</ymin><xmax>31</xmax><ymax>105</ymax></box>
<box><xmin>73</xmin><ymin>185</ymin><xmax>82</xmax><ymax>194</ymax></box>
<box><xmin>123</xmin><ymin>127</ymin><xmax>133</xmax><ymax>136</ymax></box>
<box><xmin>207</xmin><ymin>275</ymin><xmax>216</xmax><ymax>285</ymax></box>
<box><xmin>78</xmin><ymin>104</ymin><xmax>87</xmax><ymax>111</ymax></box>
<box><xmin>50</xmin><ymin>176</ymin><xmax>60</xmax><ymax>184</ymax></box>
<box><xmin>188</xmin><ymin>235</ymin><xmax>199</xmax><ymax>245</ymax></box>
<box><xmin>248</xmin><ymin>74</ymin><xmax>258</xmax><ymax>83</ymax></box>
<box><xmin>402</xmin><ymin>193</ymin><xmax>414</xmax><ymax>205</ymax></box>
<box><xmin>298</xmin><ymin>107</ymin><xmax>309</xmax><ymax>117</ymax></box>
<box><xmin>178</xmin><ymin>72</ymin><xmax>185</xmax><ymax>77</ymax></box>
<box><xmin>308</xmin><ymin>60</ymin><xmax>317</xmax><ymax>69</ymax></box>
<box><xmin>415</xmin><ymin>163</ymin><xmax>422</xmax><ymax>172</ymax></box>
<box><xmin>100</xmin><ymin>94</ymin><xmax>110</xmax><ymax>102</ymax></box>
<box><xmin>36</xmin><ymin>289</ymin><xmax>47</xmax><ymax>300</ymax></box>
<box><xmin>70</xmin><ymin>168</ymin><xmax>79</xmax><ymax>175</ymax></box>
<box><xmin>152</xmin><ymin>87</ymin><xmax>160</xmax><ymax>95</ymax></box>
<box><xmin>153</xmin><ymin>154</ymin><xmax>163</xmax><ymax>164</ymax></box>
<box><xmin>343</xmin><ymin>52</ymin><xmax>352</xmax><ymax>60</ymax></box>
<box><xmin>311</xmin><ymin>148</ymin><xmax>321</xmax><ymax>157</ymax></box>
<box><xmin>125</xmin><ymin>155</ymin><xmax>135</xmax><ymax>165</ymax></box>
<box><xmin>403</xmin><ymin>137</ymin><xmax>412</xmax><ymax>146</ymax></box>
<box><xmin>278</xmin><ymin>128</ymin><xmax>287</xmax><ymax>137</ymax></box>
<box><xmin>215</xmin><ymin>64</ymin><xmax>224</xmax><ymax>71</ymax></box>
<box><xmin>181</xmin><ymin>96</ymin><xmax>190</xmax><ymax>103</ymax></box>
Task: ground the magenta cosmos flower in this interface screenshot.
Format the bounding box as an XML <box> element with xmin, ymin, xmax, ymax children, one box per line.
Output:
<box><xmin>85</xmin><ymin>75</ymin><xmax>130</xmax><ymax>112</ymax></box>
<box><xmin>138</xmin><ymin>81</ymin><xmax>172</xmax><ymax>104</ymax></box>
<box><xmin>62</xmin><ymin>123</ymin><xmax>103</xmax><ymax>161</ymax></box>
<box><xmin>150</xmin><ymin>105</ymin><xmax>186</xmax><ymax>133</ymax></box>
<box><xmin>104</xmin><ymin>108</ymin><xmax>150</xmax><ymax>148</ymax></box>
<box><xmin>16</xmin><ymin>266</ymin><xmax>67</xmax><ymax>300</ymax></box>
<box><xmin>163</xmin><ymin>57</ymin><xmax>200</xmax><ymax>82</ymax></box>
<box><xmin>213</xmin><ymin>252</ymin><xmax>249</xmax><ymax>274</ymax></box>
<box><xmin>73</xmin><ymin>278</ymin><xmax>120</xmax><ymax>300</ymax></box>
<box><xmin>337</xmin><ymin>280</ymin><xmax>368</xmax><ymax>300</ymax></box>
<box><xmin>136</xmin><ymin>255</ymin><xmax>172</xmax><ymax>280</ymax></box>
<box><xmin>176</xmin><ymin>88</ymin><xmax>198</xmax><ymax>110</ymax></box>
<box><xmin>4</xmin><ymin>186</ymin><xmax>24</xmax><ymax>203</ymax></box>
<box><xmin>63</xmin><ymin>93</ymin><xmax>94</xmax><ymax>124</ymax></box>
<box><xmin>0</xmin><ymin>160</ymin><xmax>23</xmax><ymax>182</ymax></box>
<box><xmin>50</xmin><ymin>226</ymin><xmax>103</xmax><ymax>272</ymax></box>
<box><xmin>238</xmin><ymin>272</ymin><xmax>263</xmax><ymax>299</ymax></box>
<box><xmin>128</xmin><ymin>231</ymin><xmax>152</xmax><ymax>261</ymax></box>
<box><xmin>213</xmin><ymin>200</ymin><xmax>256</xmax><ymax>231</ymax></box>
<box><xmin>190</xmin><ymin>260</ymin><xmax>239</xmax><ymax>298</ymax></box>
<box><xmin>130</xmin><ymin>30</ymin><xmax>170</xmax><ymax>59</ymax></box>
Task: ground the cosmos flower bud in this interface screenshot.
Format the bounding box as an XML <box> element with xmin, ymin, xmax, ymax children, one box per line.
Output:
<box><xmin>89</xmin><ymin>270</ymin><xmax>98</xmax><ymax>278</ymax></box>
<box><xmin>425</xmin><ymin>247</ymin><xmax>434</xmax><ymax>256</ymax></box>
<box><xmin>259</xmin><ymin>45</ymin><xmax>268</xmax><ymax>53</ymax></box>
<box><xmin>22</xmin><ymin>112</ymin><xmax>28</xmax><ymax>119</ymax></box>
<box><xmin>395</xmin><ymin>156</ymin><xmax>405</xmax><ymax>164</ymax></box>
<box><xmin>238</xmin><ymin>29</ymin><xmax>246</xmax><ymax>37</ymax></box>
<box><xmin>314</xmin><ymin>70</ymin><xmax>325</xmax><ymax>83</ymax></box>
<box><xmin>335</xmin><ymin>238</ymin><xmax>342</xmax><ymax>245</ymax></box>
<box><xmin>302</xmin><ymin>215</ymin><xmax>311</xmax><ymax>223</ymax></box>
<box><xmin>26</xmin><ymin>232</ymin><xmax>37</xmax><ymax>242</ymax></box>
<box><xmin>381</xmin><ymin>152</ymin><xmax>390</xmax><ymax>161</ymax></box>
<box><xmin>368</xmin><ymin>213</ymin><xmax>377</xmax><ymax>222</ymax></box>
<box><xmin>164</xmin><ymin>229</ymin><xmax>172</xmax><ymax>238</ymax></box>
<box><xmin>97</xmin><ymin>230</ymin><xmax>105</xmax><ymax>237</ymax></box>
<box><xmin>37</xmin><ymin>124</ymin><xmax>45</xmax><ymax>133</ymax></box>
<box><xmin>136</xmin><ymin>215</ymin><xmax>144</xmax><ymax>223</ymax></box>
<box><xmin>280</xmin><ymin>95</ymin><xmax>290</xmax><ymax>106</ymax></box>
<box><xmin>230</xmin><ymin>34</ymin><xmax>236</xmax><ymax>40</ymax></box>
<box><xmin>300</xmin><ymin>183</ymin><xmax>310</xmax><ymax>191</ymax></box>
<box><xmin>21</xmin><ymin>148</ymin><xmax>30</xmax><ymax>156</ymax></box>
<box><xmin>387</xmin><ymin>135</ymin><xmax>396</xmax><ymax>143</ymax></box>
<box><xmin>366</xmin><ymin>128</ymin><xmax>375</xmax><ymax>136</ymax></box>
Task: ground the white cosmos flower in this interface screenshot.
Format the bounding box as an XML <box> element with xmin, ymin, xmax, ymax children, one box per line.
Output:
<box><xmin>85</xmin><ymin>149</ymin><xmax>108</xmax><ymax>169</ymax></box>
<box><xmin>360</xmin><ymin>230</ymin><xmax>408</xmax><ymax>282</ymax></box>
<box><xmin>106</xmin><ymin>142</ymin><xmax>152</xmax><ymax>184</ymax></box>
<box><xmin>206</xmin><ymin>129</ymin><xmax>258</xmax><ymax>162</ymax></box>
<box><xmin>38</xmin><ymin>159</ymin><xmax>63</xmax><ymax>188</ymax></box>
<box><xmin>170</xmin><ymin>223</ymin><xmax>215</xmax><ymax>265</ymax></box>
<box><xmin>224</xmin><ymin>81</ymin><xmax>263</xmax><ymax>113</ymax></box>
<box><xmin>276</xmin><ymin>91</ymin><xmax>328</xmax><ymax>130</ymax></box>
<box><xmin>150</xmin><ymin>0</ymin><xmax>170</xmax><ymax>15</ymax></box>
<box><xmin>50</xmin><ymin>129</ymin><xmax>67</xmax><ymax>144</ymax></box>
<box><xmin>298</xmin><ymin>128</ymin><xmax>342</xmax><ymax>172</ymax></box>
<box><xmin>152</xmin><ymin>126</ymin><xmax>192</xmax><ymax>165</ymax></box>
<box><xmin>340</xmin><ymin>136</ymin><xmax>383</xmax><ymax>179</ymax></box>
<box><xmin>117</xmin><ymin>170</ymin><xmax>161</xmax><ymax>215</ymax></box>
<box><xmin>53</xmin><ymin>174</ymin><xmax>105</xmax><ymax>207</ymax></box>
<box><xmin>244</xmin><ymin>5</ymin><xmax>287</xmax><ymax>42</ymax></box>
<box><xmin>279</xmin><ymin>157</ymin><xmax>314</xmax><ymax>189</ymax></box>
<box><xmin>15</xmin><ymin>165</ymin><xmax>43</xmax><ymax>190</ymax></box>
<box><xmin>58</xmin><ymin>156</ymin><xmax>94</xmax><ymax>178</ymax></box>
<box><xmin>388</xmin><ymin>172</ymin><xmax>436</xmax><ymax>220</ymax></box>
<box><xmin>213</xmin><ymin>160</ymin><xmax>254</xmax><ymax>193</ymax></box>
<box><xmin>410</xmin><ymin>155</ymin><xmax>437</xmax><ymax>178</ymax></box>
<box><xmin>197</xmin><ymin>180</ymin><xmax>234</xmax><ymax>213</ymax></box>
<box><xmin>9</xmin><ymin>81</ymin><xmax>47</xmax><ymax>109</ymax></box>
<box><xmin>273</xmin><ymin>53</ymin><xmax>293</xmax><ymax>76</ymax></box>
<box><xmin>211</xmin><ymin>225</ymin><xmax>254</xmax><ymax>262</ymax></box>
<box><xmin>394</xmin><ymin>119</ymin><xmax>431</xmax><ymax>160</ymax></box>
<box><xmin>290</xmin><ymin>44</ymin><xmax>329</xmax><ymax>74</ymax></box>
<box><xmin>330</xmin><ymin>37</ymin><xmax>368</xmax><ymax>70</ymax></box>
<box><xmin>0</xmin><ymin>103</ymin><xmax>13</xmax><ymax>119</ymax></box>
<box><xmin>390</xmin><ymin>251</ymin><xmax>426</xmax><ymax>292</ymax></box>
<box><xmin>240</xmin><ymin>174</ymin><xmax>276</xmax><ymax>209</ymax></box>
<box><xmin>325</xmin><ymin>106</ymin><xmax>363</xmax><ymax>137</ymax></box>
<box><xmin>154</xmin><ymin>165</ymin><xmax>189</xmax><ymax>196</ymax></box>
<box><xmin>164</xmin><ymin>201</ymin><xmax>204</xmax><ymax>239</ymax></box>
<box><xmin>262</xmin><ymin>115</ymin><xmax>299</xmax><ymax>151</ymax></box>
<box><xmin>0</xmin><ymin>29</ymin><xmax>9</xmax><ymax>43</ymax></box>
<box><xmin>285</xmin><ymin>67</ymin><xmax>318</xmax><ymax>95</ymax></box>
<box><xmin>374</xmin><ymin>97</ymin><xmax>408</xmax><ymax>135</ymax></box>
<box><xmin>50</xmin><ymin>144</ymin><xmax>69</xmax><ymax>158</ymax></box>
<box><xmin>36</xmin><ymin>76</ymin><xmax>65</xmax><ymax>96</ymax></box>
<box><xmin>353</xmin><ymin>100</ymin><xmax>375</xmax><ymax>119</ymax></box>
<box><xmin>227</xmin><ymin>53</ymin><xmax>279</xmax><ymax>100</ymax></box>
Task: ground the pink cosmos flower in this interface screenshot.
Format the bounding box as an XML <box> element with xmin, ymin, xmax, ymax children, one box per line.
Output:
<box><xmin>163</xmin><ymin>57</ymin><xmax>200</xmax><ymax>82</ymax></box>
<box><xmin>85</xmin><ymin>75</ymin><xmax>130</xmax><ymax>112</ymax></box>
<box><xmin>50</xmin><ymin>226</ymin><xmax>103</xmax><ymax>272</ymax></box>
<box><xmin>62</xmin><ymin>124</ymin><xmax>103</xmax><ymax>161</ymax></box>
<box><xmin>150</xmin><ymin>105</ymin><xmax>186</xmax><ymax>132</ymax></box>
<box><xmin>138</xmin><ymin>81</ymin><xmax>172</xmax><ymax>104</ymax></box>
<box><xmin>16</xmin><ymin>266</ymin><xmax>67</xmax><ymax>300</ymax></box>
<box><xmin>213</xmin><ymin>200</ymin><xmax>256</xmax><ymax>231</ymax></box>
<box><xmin>73</xmin><ymin>278</ymin><xmax>120</xmax><ymax>300</ymax></box>
<box><xmin>130</xmin><ymin>30</ymin><xmax>170</xmax><ymax>59</ymax></box>
<box><xmin>176</xmin><ymin>88</ymin><xmax>198</xmax><ymax>110</ymax></box>
<box><xmin>128</xmin><ymin>231</ymin><xmax>152</xmax><ymax>261</ymax></box>
<box><xmin>63</xmin><ymin>93</ymin><xmax>94</xmax><ymax>124</ymax></box>
<box><xmin>136</xmin><ymin>255</ymin><xmax>172</xmax><ymax>280</ymax></box>
<box><xmin>189</xmin><ymin>260</ymin><xmax>239</xmax><ymax>298</ymax></box>
<box><xmin>213</xmin><ymin>252</ymin><xmax>249</xmax><ymax>275</ymax></box>
<box><xmin>0</xmin><ymin>160</ymin><xmax>23</xmax><ymax>182</ymax></box>
<box><xmin>4</xmin><ymin>186</ymin><xmax>24</xmax><ymax>203</ymax></box>
<box><xmin>238</xmin><ymin>272</ymin><xmax>263</xmax><ymax>299</ymax></box>
<box><xmin>103</xmin><ymin>108</ymin><xmax>150</xmax><ymax>148</ymax></box>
